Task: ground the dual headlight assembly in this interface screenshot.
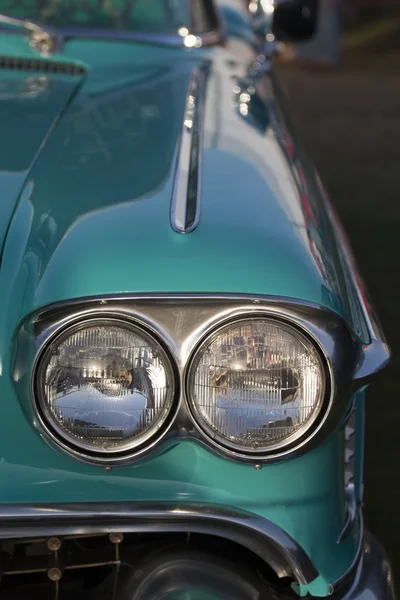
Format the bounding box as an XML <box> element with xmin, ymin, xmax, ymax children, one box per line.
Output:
<box><xmin>33</xmin><ymin>316</ymin><xmax>328</xmax><ymax>463</ymax></box>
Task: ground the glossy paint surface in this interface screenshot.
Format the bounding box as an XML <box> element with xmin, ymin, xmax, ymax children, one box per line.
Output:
<box><xmin>0</xmin><ymin>37</ymin><xmax>352</xmax><ymax>321</ymax></box>
<box><xmin>0</xmin><ymin>24</ymin><xmax>365</xmax><ymax>597</ymax></box>
<box><xmin>0</xmin><ymin>69</ymin><xmax>81</xmax><ymax>259</ymax></box>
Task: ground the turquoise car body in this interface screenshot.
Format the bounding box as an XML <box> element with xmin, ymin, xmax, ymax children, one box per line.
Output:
<box><xmin>0</xmin><ymin>2</ymin><xmax>393</xmax><ymax>598</ymax></box>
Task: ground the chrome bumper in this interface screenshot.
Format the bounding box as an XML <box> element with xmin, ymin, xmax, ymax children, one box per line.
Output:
<box><xmin>117</xmin><ymin>531</ymin><xmax>396</xmax><ymax>600</ymax></box>
<box><xmin>0</xmin><ymin>501</ymin><xmax>317</xmax><ymax>586</ymax></box>
<box><xmin>333</xmin><ymin>533</ymin><xmax>395</xmax><ymax>600</ymax></box>
<box><xmin>0</xmin><ymin>503</ymin><xmax>394</xmax><ymax>599</ymax></box>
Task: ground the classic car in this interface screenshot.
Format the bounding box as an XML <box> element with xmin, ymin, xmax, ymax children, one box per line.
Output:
<box><xmin>0</xmin><ymin>0</ymin><xmax>394</xmax><ymax>598</ymax></box>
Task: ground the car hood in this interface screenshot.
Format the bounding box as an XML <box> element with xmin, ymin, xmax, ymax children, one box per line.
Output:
<box><xmin>0</xmin><ymin>40</ymin><xmax>347</xmax><ymax>335</ymax></box>
<box><xmin>0</xmin><ymin>68</ymin><xmax>82</xmax><ymax>260</ymax></box>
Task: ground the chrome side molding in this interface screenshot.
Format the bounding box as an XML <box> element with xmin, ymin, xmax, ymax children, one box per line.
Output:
<box><xmin>170</xmin><ymin>67</ymin><xmax>207</xmax><ymax>234</ymax></box>
<box><xmin>316</xmin><ymin>175</ymin><xmax>390</xmax><ymax>381</ymax></box>
<box><xmin>0</xmin><ymin>501</ymin><xmax>318</xmax><ymax>586</ymax></box>
<box><xmin>337</xmin><ymin>230</ymin><xmax>390</xmax><ymax>382</ymax></box>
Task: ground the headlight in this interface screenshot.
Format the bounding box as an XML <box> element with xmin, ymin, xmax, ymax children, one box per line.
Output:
<box><xmin>34</xmin><ymin>319</ymin><xmax>175</xmax><ymax>457</ymax></box>
<box><xmin>187</xmin><ymin>318</ymin><xmax>326</xmax><ymax>455</ymax></box>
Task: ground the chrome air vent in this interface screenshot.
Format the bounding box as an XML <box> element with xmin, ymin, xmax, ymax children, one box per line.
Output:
<box><xmin>344</xmin><ymin>397</ymin><xmax>365</xmax><ymax>502</ymax></box>
<box><xmin>344</xmin><ymin>404</ymin><xmax>357</xmax><ymax>490</ymax></box>
<box><xmin>339</xmin><ymin>395</ymin><xmax>365</xmax><ymax>541</ymax></box>
<box><xmin>0</xmin><ymin>56</ymin><xmax>85</xmax><ymax>75</ymax></box>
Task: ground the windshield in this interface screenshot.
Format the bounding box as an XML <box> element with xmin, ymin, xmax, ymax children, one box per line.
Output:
<box><xmin>0</xmin><ymin>0</ymin><xmax>219</xmax><ymax>35</ymax></box>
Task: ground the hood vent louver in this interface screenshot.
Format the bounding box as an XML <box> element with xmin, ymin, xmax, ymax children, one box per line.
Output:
<box><xmin>0</xmin><ymin>56</ymin><xmax>85</xmax><ymax>75</ymax></box>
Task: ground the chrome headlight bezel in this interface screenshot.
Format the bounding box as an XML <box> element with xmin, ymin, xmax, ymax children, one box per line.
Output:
<box><xmin>185</xmin><ymin>315</ymin><xmax>332</xmax><ymax>458</ymax></box>
<box><xmin>32</xmin><ymin>316</ymin><xmax>178</xmax><ymax>463</ymax></box>
<box><xmin>14</xmin><ymin>294</ymin><xmax>377</xmax><ymax>466</ymax></box>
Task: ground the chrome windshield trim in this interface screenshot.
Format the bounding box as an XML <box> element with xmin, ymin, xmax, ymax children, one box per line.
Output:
<box><xmin>61</xmin><ymin>27</ymin><xmax>223</xmax><ymax>48</ymax></box>
<box><xmin>0</xmin><ymin>501</ymin><xmax>318</xmax><ymax>585</ymax></box>
<box><xmin>170</xmin><ymin>67</ymin><xmax>207</xmax><ymax>234</ymax></box>
<box><xmin>0</xmin><ymin>13</ymin><xmax>61</xmax><ymax>39</ymax></box>
<box><xmin>0</xmin><ymin>24</ymin><xmax>223</xmax><ymax>49</ymax></box>
<box><xmin>0</xmin><ymin>13</ymin><xmax>63</xmax><ymax>54</ymax></box>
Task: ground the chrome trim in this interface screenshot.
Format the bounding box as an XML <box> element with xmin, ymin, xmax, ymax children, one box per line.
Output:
<box><xmin>61</xmin><ymin>28</ymin><xmax>223</xmax><ymax>48</ymax></box>
<box><xmin>338</xmin><ymin>398</ymin><xmax>358</xmax><ymax>543</ymax></box>
<box><xmin>0</xmin><ymin>14</ymin><xmax>63</xmax><ymax>54</ymax></box>
<box><xmin>170</xmin><ymin>67</ymin><xmax>207</xmax><ymax>234</ymax></box>
<box><xmin>337</xmin><ymin>485</ymin><xmax>358</xmax><ymax>545</ymax></box>
<box><xmin>12</xmin><ymin>293</ymin><xmax>379</xmax><ymax>465</ymax></box>
<box><xmin>0</xmin><ymin>501</ymin><xmax>319</xmax><ymax>585</ymax></box>
<box><xmin>320</xmin><ymin>189</ymin><xmax>390</xmax><ymax>381</ymax></box>
<box><xmin>0</xmin><ymin>25</ymin><xmax>223</xmax><ymax>49</ymax></box>
<box><xmin>0</xmin><ymin>55</ymin><xmax>85</xmax><ymax>75</ymax></box>
<box><xmin>331</xmin><ymin>532</ymin><xmax>395</xmax><ymax>599</ymax></box>
<box><xmin>33</xmin><ymin>318</ymin><xmax>178</xmax><ymax>458</ymax></box>
<box><xmin>334</xmin><ymin>509</ymin><xmax>365</xmax><ymax>590</ymax></box>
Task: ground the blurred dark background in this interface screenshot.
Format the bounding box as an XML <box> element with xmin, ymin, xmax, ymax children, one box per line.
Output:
<box><xmin>276</xmin><ymin>0</ymin><xmax>400</xmax><ymax>589</ymax></box>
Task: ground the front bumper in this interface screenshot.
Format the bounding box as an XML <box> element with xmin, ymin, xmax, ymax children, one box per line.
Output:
<box><xmin>0</xmin><ymin>502</ymin><xmax>394</xmax><ymax>599</ymax></box>
<box><xmin>332</xmin><ymin>533</ymin><xmax>395</xmax><ymax>600</ymax></box>
<box><xmin>113</xmin><ymin>532</ymin><xmax>396</xmax><ymax>600</ymax></box>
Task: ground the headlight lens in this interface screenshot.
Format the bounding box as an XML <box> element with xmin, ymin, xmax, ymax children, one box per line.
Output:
<box><xmin>187</xmin><ymin>318</ymin><xmax>326</xmax><ymax>454</ymax></box>
<box><xmin>35</xmin><ymin>320</ymin><xmax>175</xmax><ymax>455</ymax></box>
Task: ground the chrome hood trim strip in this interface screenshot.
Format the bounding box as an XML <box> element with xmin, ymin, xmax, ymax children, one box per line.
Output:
<box><xmin>170</xmin><ymin>67</ymin><xmax>207</xmax><ymax>234</ymax></box>
<box><xmin>0</xmin><ymin>501</ymin><xmax>318</xmax><ymax>585</ymax></box>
